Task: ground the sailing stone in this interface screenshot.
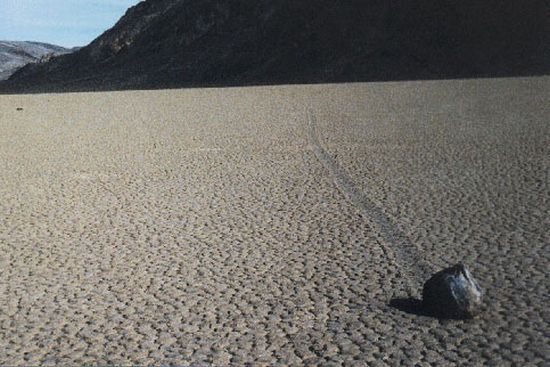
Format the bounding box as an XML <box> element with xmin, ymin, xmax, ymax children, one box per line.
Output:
<box><xmin>422</xmin><ymin>263</ymin><xmax>483</xmax><ymax>319</ymax></box>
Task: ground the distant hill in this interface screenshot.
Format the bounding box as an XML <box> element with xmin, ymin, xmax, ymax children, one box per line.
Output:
<box><xmin>0</xmin><ymin>41</ymin><xmax>72</xmax><ymax>81</ymax></box>
<box><xmin>1</xmin><ymin>0</ymin><xmax>548</xmax><ymax>93</ymax></box>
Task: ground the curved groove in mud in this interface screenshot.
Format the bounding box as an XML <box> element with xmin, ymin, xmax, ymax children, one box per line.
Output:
<box><xmin>307</xmin><ymin>110</ymin><xmax>435</xmax><ymax>283</ymax></box>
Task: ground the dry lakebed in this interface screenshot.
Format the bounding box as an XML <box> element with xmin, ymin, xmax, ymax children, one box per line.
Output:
<box><xmin>0</xmin><ymin>76</ymin><xmax>548</xmax><ymax>365</ymax></box>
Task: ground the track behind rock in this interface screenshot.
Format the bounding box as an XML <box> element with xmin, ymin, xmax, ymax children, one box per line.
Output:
<box><xmin>307</xmin><ymin>109</ymin><xmax>435</xmax><ymax>285</ymax></box>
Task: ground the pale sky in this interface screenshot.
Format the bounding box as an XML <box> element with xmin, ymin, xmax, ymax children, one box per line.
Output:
<box><xmin>0</xmin><ymin>0</ymin><xmax>142</xmax><ymax>48</ymax></box>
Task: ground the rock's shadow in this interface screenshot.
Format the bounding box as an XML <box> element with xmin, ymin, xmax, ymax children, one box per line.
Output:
<box><xmin>389</xmin><ymin>297</ymin><xmax>468</xmax><ymax>320</ymax></box>
<box><xmin>389</xmin><ymin>297</ymin><xmax>431</xmax><ymax>317</ymax></box>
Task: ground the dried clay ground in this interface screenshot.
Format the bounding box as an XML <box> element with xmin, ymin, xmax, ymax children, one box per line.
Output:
<box><xmin>0</xmin><ymin>77</ymin><xmax>548</xmax><ymax>366</ymax></box>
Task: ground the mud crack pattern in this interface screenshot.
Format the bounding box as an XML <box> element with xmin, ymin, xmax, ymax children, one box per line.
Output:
<box><xmin>1</xmin><ymin>77</ymin><xmax>549</xmax><ymax>365</ymax></box>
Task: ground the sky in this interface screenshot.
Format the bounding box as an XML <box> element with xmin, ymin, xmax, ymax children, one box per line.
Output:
<box><xmin>0</xmin><ymin>0</ymin><xmax>142</xmax><ymax>48</ymax></box>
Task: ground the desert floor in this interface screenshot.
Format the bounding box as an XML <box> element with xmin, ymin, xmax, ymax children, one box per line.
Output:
<box><xmin>0</xmin><ymin>77</ymin><xmax>548</xmax><ymax>366</ymax></box>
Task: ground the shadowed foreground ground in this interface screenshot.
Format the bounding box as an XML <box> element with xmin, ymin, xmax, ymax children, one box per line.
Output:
<box><xmin>0</xmin><ymin>77</ymin><xmax>548</xmax><ymax>365</ymax></box>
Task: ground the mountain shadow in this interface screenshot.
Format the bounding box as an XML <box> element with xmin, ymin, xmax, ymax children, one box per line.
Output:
<box><xmin>1</xmin><ymin>0</ymin><xmax>548</xmax><ymax>94</ymax></box>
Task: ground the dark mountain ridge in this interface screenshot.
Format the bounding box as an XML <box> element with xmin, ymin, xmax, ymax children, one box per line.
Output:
<box><xmin>2</xmin><ymin>0</ymin><xmax>548</xmax><ymax>93</ymax></box>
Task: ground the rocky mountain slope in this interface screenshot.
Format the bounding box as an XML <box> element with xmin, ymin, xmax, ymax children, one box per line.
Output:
<box><xmin>0</xmin><ymin>41</ymin><xmax>71</xmax><ymax>81</ymax></box>
<box><xmin>1</xmin><ymin>0</ymin><xmax>548</xmax><ymax>92</ymax></box>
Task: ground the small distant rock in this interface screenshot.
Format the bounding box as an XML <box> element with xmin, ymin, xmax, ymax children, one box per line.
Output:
<box><xmin>422</xmin><ymin>263</ymin><xmax>483</xmax><ymax>319</ymax></box>
<box><xmin>16</xmin><ymin>107</ymin><xmax>23</xmax><ymax>111</ymax></box>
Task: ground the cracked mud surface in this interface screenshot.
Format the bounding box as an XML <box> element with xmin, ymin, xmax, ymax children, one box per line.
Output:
<box><xmin>1</xmin><ymin>77</ymin><xmax>549</xmax><ymax>365</ymax></box>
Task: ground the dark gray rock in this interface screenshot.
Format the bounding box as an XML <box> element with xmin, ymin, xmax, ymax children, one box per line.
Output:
<box><xmin>422</xmin><ymin>263</ymin><xmax>483</xmax><ymax>319</ymax></box>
